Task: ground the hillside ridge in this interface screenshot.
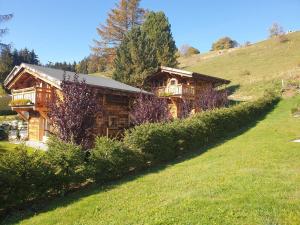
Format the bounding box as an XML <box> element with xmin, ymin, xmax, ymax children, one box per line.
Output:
<box><xmin>179</xmin><ymin>31</ymin><xmax>300</xmax><ymax>100</ymax></box>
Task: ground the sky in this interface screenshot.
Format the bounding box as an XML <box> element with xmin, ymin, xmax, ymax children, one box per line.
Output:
<box><xmin>1</xmin><ymin>0</ymin><xmax>299</xmax><ymax>64</ymax></box>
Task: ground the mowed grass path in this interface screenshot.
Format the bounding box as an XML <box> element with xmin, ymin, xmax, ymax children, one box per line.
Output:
<box><xmin>5</xmin><ymin>97</ymin><xmax>300</xmax><ymax>225</ymax></box>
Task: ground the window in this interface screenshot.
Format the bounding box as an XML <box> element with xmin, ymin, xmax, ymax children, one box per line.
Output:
<box><xmin>109</xmin><ymin>116</ymin><xmax>118</xmax><ymax>128</ymax></box>
<box><xmin>169</xmin><ymin>78</ymin><xmax>177</xmax><ymax>86</ymax></box>
<box><xmin>106</xmin><ymin>95</ymin><xmax>129</xmax><ymax>105</ymax></box>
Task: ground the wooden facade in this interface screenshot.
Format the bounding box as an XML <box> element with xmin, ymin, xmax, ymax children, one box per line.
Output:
<box><xmin>4</xmin><ymin>64</ymin><xmax>142</xmax><ymax>142</ymax></box>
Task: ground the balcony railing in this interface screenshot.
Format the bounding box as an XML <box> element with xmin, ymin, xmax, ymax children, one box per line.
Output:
<box><xmin>155</xmin><ymin>84</ymin><xmax>195</xmax><ymax>97</ymax></box>
<box><xmin>11</xmin><ymin>87</ymin><xmax>52</xmax><ymax>108</ymax></box>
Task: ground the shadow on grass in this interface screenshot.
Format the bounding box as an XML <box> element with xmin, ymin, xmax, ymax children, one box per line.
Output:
<box><xmin>1</xmin><ymin>103</ymin><xmax>278</xmax><ymax>225</ymax></box>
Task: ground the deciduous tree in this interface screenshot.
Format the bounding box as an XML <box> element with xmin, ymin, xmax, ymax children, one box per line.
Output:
<box><xmin>130</xmin><ymin>92</ymin><xmax>170</xmax><ymax>125</ymax></box>
<box><xmin>180</xmin><ymin>44</ymin><xmax>200</xmax><ymax>56</ymax></box>
<box><xmin>195</xmin><ymin>86</ymin><xmax>229</xmax><ymax>111</ymax></box>
<box><xmin>48</xmin><ymin>74</ymin><xmax>102</xmax><ymax>148</ymax></box>
<box><xmin>211</xmin><ymin>37</ymin><xmax>238</xmax><ymax>51</ymax></box>
<box><xmin>0</xmin><ymin>14</ymin><xmax>13</xmax><ymax>48</ymax></box>
<box><xmin>92</xmin><ymin>0</ymin><xmax>146</xmax><ymax>64</ymax></box>
<box><xmin>269</xmin><ymin>23</ymin><xmax>284</xmax><ymax>38</ymax></box>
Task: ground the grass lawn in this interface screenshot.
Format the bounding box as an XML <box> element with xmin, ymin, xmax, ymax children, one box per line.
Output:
<box><xmin>0</xmin><ymin>141</ymin><xmax>36</xmax><ymax>155</ymax></box>
<box><xmin>179</xmin><ymin>31</ymin><xmax>300</xmax><ymax>100</ymax></box>
<box><xmin>3</xmin><ymin>96</ymin><xmax>300</xmax><ymax>225</ymax></box>
<box><xmin>0</xmin><ymin>141</ymin><xmax>19</xmax><ymax>155</ymax></box>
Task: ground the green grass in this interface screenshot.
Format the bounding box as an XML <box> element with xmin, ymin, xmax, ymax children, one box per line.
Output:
<box><xmin>4</xmin><ymin>96</ymin><xmax>300</xmax><ymax>225</ymax></box>
<box><xmin>0</xmin><ymin>115</ymin><xmax>19</xmax><ymax>122</ymax></box>
<box><xmin>0</xmin><ymin>141</ymin><xmax>19</xmax><ymax>154</ymax></box>
<box><xmin>179</xmin><ymin>31</ymin><xmax>300</xmax><ymax>100</ymax></box>
<box><xmin>0</xmin><ymin>141</ymin><xmax>36</xmax><ymax>155</ymax></box>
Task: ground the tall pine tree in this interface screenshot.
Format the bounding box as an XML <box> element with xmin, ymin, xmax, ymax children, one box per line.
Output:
<box><xmin>113</xmin><ymin>26</ymin><xmax>157</xmax><ymax>87</ymax></box>
<box><xmin>0</xmin><ymin>46</ymin><xmax>13</xmax><ymax>81</ymax></box>
<box><xmin>92</xmin><ymin>0</ymin><xmax>146</xmax><ymax>63</ymax></box>
<box><xmin>141</xmin><ymin>11</ymin><xmax>178</xmax><ymax>67</ymax></box>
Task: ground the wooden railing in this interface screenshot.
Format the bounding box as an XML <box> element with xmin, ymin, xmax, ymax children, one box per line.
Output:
<box><xmin>155</xmin><ymin>84</ymin><xmax>195</xmax><ymax>97</ymax></box>
<box><xmin>11</xmin><ymin>87</ymin><xmax>52</xmax><ymax>108</ymax></box>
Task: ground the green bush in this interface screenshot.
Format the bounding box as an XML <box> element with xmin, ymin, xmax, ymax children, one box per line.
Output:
<box><xmin>0</xmin><ymin>128</ymin><xmax>8</xmax><ymax>140</ymax></box>
<box><xmin>0</xmin><ymin>96</ymin><xmax>12</xmax><ymax>111</ymax></box>
<box><xmin>46</xmin><ymin>137</ymin><xmax>92</xmax><ymax>191</ymax></box>
<box><xmin>0</xmin><ymin>110</ymin><xmax>17</xmax><ymax>116</ymax></box>
<box><xmin>90</xmin><ymin>137</ymin><xmax>143</xmax><ymax>181</ymax></box>
<box><xmin>0</xmin><ymin>138</ymin><xmax>92</xmax><ymax>210</ymax></box>
<box><xmin>124</xmin><ymin>94</ymin><xmax>279</xmax><ymax>163</ymax></box>
<box><xmin>0</xmin><ymin>145</ymin><xmax>49</xmax><ymax>209</ymax></box>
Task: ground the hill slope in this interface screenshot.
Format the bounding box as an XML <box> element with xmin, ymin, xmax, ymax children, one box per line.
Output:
<box><xmin>179</xmin><ymin>31</ymin><xmax>300</xmax><ymax>100</ymax></box>
<box><xmin>5</xmin><ymin>97</ymin><xmax>300</xmax><ymax>225</ymax></box>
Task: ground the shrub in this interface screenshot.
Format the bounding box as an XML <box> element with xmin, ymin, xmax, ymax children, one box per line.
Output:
<box><xmin>0</xmin><ymin>96</ymin><xmax>12</xmax><ymax>111</ymax></box>
<box><xmin>90</xmin><ymin>137</ymin><xmax>143</xmax><ymax>181</ymax></box>
<box><xmin>45</xmin><ymin>137</ymin><xmax>91</xmax><ymax>191</ymax></box>
<box><xmin>195</xmin><ymin>87</ymin><xmax>229</xmax><ymax>111</ymax></box>
<box><xmin>0</xmin><ymin>110</ymin><xmax>17</xmax><ymax>116</ymax></box>
<box><xmin>124</xmin><ymin>94</ymin><xmax>279</xmax><ymax>164</ymax></box>
<box><xmin>0</xmin><ymin>145</ymin><xmax>48</xmax><ymax>209</ymax></box>
<box><xmin>0</xmin><ymin>128</ymin><xmax>8</xmax><ymax>140</ymax></box>
<box><xmin>130</xmin><ymin>93</ymin><xmax>170</xmax><ymax>125</ymax></box>
<box><xmin>0</xmin><ymin>138</ymin><xmax>92</xmax><ymax>211</ymax></box>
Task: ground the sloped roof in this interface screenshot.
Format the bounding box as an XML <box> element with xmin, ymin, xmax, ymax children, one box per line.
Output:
<box><xmin>158</xmin><ymin>66</ymin><xmax>230</xmax><ymax>85</ymax></box>
<box><xmin>4</xmin><ymin>63</ymin><xmax>148</xmax><ymax>94</ymax></box>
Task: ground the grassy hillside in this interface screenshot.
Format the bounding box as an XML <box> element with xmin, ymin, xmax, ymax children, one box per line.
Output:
<box><xmin>4</xmin><ymin>96</ymin><xmax>300</xmax><ymax>225</ymax></box>
<box><xmin>179</xmin><ymin>31</ymin><xmax>300</xmax><ymax>100</ymax></box>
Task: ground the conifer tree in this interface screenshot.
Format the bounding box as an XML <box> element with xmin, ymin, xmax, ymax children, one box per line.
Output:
<box><xmin>0</xmin><ymin>46</ymin><xmax>13</xmax><ymax>81</ymax></box>
<box><xmin>92</xmin><ymin>0</ymin><xmax>146</xmax><ymax>62</ymax></box>
<box><xmin>113</xmin><ymin>26</ymin><xmax>158</xmax><ymax>87</ymax></box>
<box><xmin>141</xmin><ymin>11</ymin><xmax>178</xmax><ymax>67</ymax></box>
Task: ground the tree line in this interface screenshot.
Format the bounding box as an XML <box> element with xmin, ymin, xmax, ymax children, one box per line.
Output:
<box><xmin>0</xmin><ymin>47</ymin><xmax>39</xmax><ymax>81</ymax></box>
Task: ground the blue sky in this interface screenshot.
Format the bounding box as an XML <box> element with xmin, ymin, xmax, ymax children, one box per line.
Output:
<box><xmin>1</xmin><ymin>0</ymin><xmax>299</xmax><ymax>64</ymax></box>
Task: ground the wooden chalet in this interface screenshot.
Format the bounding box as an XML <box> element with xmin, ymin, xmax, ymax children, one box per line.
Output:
<box><xmin>145</xmin><ymin>66</ymin><xmax>230</xmax><ymax>118</ymax></box>
<box><xmin>4</xmin><ymin>63</ymin><xmax>147</xmax><ymax>142</ymax></box>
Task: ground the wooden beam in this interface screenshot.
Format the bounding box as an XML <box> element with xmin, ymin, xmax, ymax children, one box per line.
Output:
<box><xmin>15</xmin><ymin>109</ymin><xmax>29</xmax><ymax>121</ymax></box>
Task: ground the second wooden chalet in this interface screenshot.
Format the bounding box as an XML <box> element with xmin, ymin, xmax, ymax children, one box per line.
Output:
<box><xmin>145</xmin><ymin>66</ymin><xmax>230</xmax><ymax>118</ymax></box>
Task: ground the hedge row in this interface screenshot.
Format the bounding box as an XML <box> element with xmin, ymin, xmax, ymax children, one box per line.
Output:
<box><xmin>0</xmin><ymin>93</ymin><xmax>279</xmax><ymax>212</ymax></box>
<box><xmin>124</xmin><ymin>93</ymin><xmax>279</xmax><ymax>163</ymax></box>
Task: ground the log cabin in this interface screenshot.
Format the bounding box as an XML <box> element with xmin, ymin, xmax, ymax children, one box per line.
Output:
<box><xmin>4</xmin><ymin>63</ymin><xmax>230</xmax><ymax>143</ymax></box>
<box><xmin>145</xmin><ymin>66</ymin><xmax>230</xmax><ymax>118</ymax></box>
<box><xmin>4</xmin><ymin>63</ymin><xmax>147</xmax><ymax>142</ymax></box>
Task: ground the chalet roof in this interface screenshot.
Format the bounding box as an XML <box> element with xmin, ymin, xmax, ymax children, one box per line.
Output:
<box><xmin>4</xmin><ymin>63</ymin><xmax>148</xmax><ymax>94</ymax></box>
<box><xmin>158</xmin><ymin>66</ymin><xmax>230</xmax><ymax>85</ymax></box>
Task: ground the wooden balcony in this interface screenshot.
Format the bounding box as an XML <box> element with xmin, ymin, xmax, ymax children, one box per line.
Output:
<box><xmin>155</xmin><ymin>84</ymin><xmax>195</xmax><ymax>98</ymax></box>
<box><xmin>11</xmin><ymin>87</ymin><xmax>52</xmax><ymax>109</ymax></box>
